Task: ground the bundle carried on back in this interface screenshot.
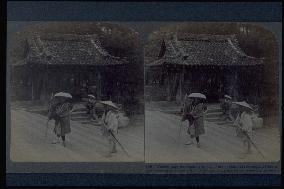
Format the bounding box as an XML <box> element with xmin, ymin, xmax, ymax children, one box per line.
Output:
<box><xmin>47</xmin><ymin>98</ymin><xmax>60</xmax><ymax>120</ymax></box>
<box><xmin>47</xmin><ymin>93</ymin><xmax>73</xmax><ymax>120</ymax></box>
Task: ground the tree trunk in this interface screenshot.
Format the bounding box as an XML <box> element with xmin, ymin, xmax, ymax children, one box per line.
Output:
<box><xmin>40</xmin><ymin>70</ymin><xmax>48</xmax><ymax>100</ymax></box>
<box><xmin>31</xmin><ymin>73</ymin><xmax>34</xmax><ymax>100</ymax></box>
<box><xmin>172</xmin><ymin>73</ymin><xmax>180</xmax><ymax>100</ymax></box>
<box><xmin>97</xmin><ymin>71</ymin><xmax>102</xmax><ymax>100</ymax></box>
<box><xmin>37</xmin><ymin>75</ymin><xmax>43</xmax><ymax>100</ymax></box>
<box><xmin>166</xmin><ymin>72</ymin><xmax>171</xmax><ymax>101</ymax></box>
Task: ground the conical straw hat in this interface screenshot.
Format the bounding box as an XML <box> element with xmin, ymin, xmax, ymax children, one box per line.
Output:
<box><xmin>87</xmin><ymin>94</ymin><xmax>96</xmax><ymax>99</ymax></box>
<box><xmin>233</xmin><ymin>101</ymin><xmax>253</xmax><ymax>110</ymax></box>
<box><xmin>224</xmin><ymin>95</ymin><xmax>232</xmax><ymax>99</ymax></box>
<box><xmin>188</xmin><ymin>93</ymin><xmax>206</xmax><ymax>99</ymax></box>
<box><xmin>54</xmin><ymin>92</ymin><xmax>72</xmax><ymax>98</ymax></box>
<box><xmin>100</xmin><ymin>100</ymin><xmax>118</xmax><ymax>109</ymax></box>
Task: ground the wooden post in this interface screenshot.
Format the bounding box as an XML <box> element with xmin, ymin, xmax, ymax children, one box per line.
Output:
<box><xmin>179</xmin><ymin>72</ymin><xmax>182</xmax><ymax>103</ymax></box>
<box><xmin>179</xmin><ymin>65</ymin><xmax>185</xmax><ymax>104</ymax></box>
<box><xmin>31</xmin><ymin>77</ymin><xmax>34</xmax><ymax>100</ymax></box>
<box><xmin>166</xmin><ymin>70</ymin><xmax>171</xmax><ymax>101</ymax></box>
<box><xmin>30</xmin><ymin>67</ymin><xmax>34</xmax><ymax>100</ymax></box>
<box><xmin>233</xmin><ymin>69</ymin><xmax>238</xmax><ymax>100</ymax></box>
<box><xmin>97</xmin><ymin>71</ymin><xmax>102</xmax><ymax>100</ymax></box>
<box><xmin>43</xmin><ymin>69</ymin><xmax>48</xmax><ymax>100</ymax></box>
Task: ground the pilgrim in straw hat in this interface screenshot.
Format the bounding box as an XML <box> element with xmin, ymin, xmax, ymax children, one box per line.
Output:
<box><xmin>100</xmin><ymin>100</ymin><xmax>120</xmax><ymax>157</ymax></box>
<box><xmin>182</xmin><ymin>92</ymin><xmax>207</xmax><ymax>148</ymax></box>
<box><xmin>48</xmin><ymin>92</ymin><xmax>73</xmax><ymax>147</ymax></box>
<box><xmin>85</xmin><ymin>94</ymin><xmax>98</xmax><ymax>120</ymax></box>
<box><xmin>233</xmin><ymin>101</ymin><xmax>254</xmax><ymax>157</ymax></box>
<box><xmin>221</xmin><ymin>94</ymin><xmax>233</xmax><ymax>121</ymax></box>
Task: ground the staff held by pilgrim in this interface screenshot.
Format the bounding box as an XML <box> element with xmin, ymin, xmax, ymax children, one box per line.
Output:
<box><xmin>233</xmin><ymin>101</ymin><xmax>254</xmax><ymax>158</ymax></box>
<box><xmin>100</xmin><ymin>101</ymin><xmax>120</xmax><ymax>157</ymax></box>
<box><xmin>181</xmin><ymin>93</ymin><xmax>207</xmax><ymax>148</ymax></box>
<box><xmin>47</xmin><ymin>92</ymin><xmax>73</xmax><ymax>147</ymax></box>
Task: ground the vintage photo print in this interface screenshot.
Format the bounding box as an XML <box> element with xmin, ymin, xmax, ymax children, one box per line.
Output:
<box><xmin>145</xmin><ymin>22</ymin><xmax>281</xmax><ymax>164</ymax></box>
<box><xmin>5</xmin><ymin>1</ymin><xmax>282</xmax><ymax>187</ymax></box>
<box><xmin>7</xmin><ymin>21</ymin><xmax>281</xmax><ymax>174</ymax></box>
<box><xmin>8</xmin><ymin>22</ymin><xmax>144</xmax><ymax>162</ymax></box>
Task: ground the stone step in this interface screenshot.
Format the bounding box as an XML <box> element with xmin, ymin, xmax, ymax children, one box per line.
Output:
<box><xmin>71</xmin><ymin>116</ymin><xmax>90</xmax><ymax>121</ymax></box>
<box><xmin>71</xmin><ymin>117</ymin><xmax>91</xmax><ymax>121</ymax></box>
<box><xmin>206</xmin><ymin>108</ymin><xmax>223</xmax><ymax>114</ymax></box>
<box><xmin>216</xmin><ymin>121</ymin><xmax>234</xmax><ymax>127</ymax></box>
<box><xmin>205</xmin><ymin>117</ymin><xmax>225</xmax><ymax>122</ymax></box>
<box><xmin>71</xmin><ymin>111</ymin><xmax>88</xmax><ymax>116</ymax></box>
<box><xmin>205</xmin><ymin>112</ymin><xmax>224</xmax><ymax>118</ymax></box>
<box><xmin>80</xmin><ymin>121</ymin><xmax>101</xmax><ymax>126</ymax></box>
<box><xmin>72</xmin><ymin>107</ymin><xmax>87</xmax><ymax>112</ymax></box>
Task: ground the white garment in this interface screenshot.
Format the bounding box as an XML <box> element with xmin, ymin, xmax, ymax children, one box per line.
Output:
<box><xmin>117</xmin><ymin>112</ymin><xmax>130</xmax><ymax>128</ymax></box>
<box><xmin>102</xmin><ymin>110</ymin><xmax>119</xmax><ymax>134</ymax></box>
<box><xmin>234</xmin><ymin>112</ymin><xmax>253</xmax><ymax>138</ymax></box>
<box><xmin>240</xmin><ymin>112</ymin><xmax>253</xmax><ymax>134</ymax></box>
<box><xmin>251</xmin><ymin>114</ymin><xmax>263</xmax><ymax>129</ymax></box>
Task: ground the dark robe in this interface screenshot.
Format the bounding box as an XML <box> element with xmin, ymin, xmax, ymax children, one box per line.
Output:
<box><xmin>182</xmin><ymin>102</ymin><xmax>206</xmax><ymax>137</ymax></box>
<box><xmin>53</xmin><ymin>102</ymin><xmax>72</xmax><ymax>136</ymax></box>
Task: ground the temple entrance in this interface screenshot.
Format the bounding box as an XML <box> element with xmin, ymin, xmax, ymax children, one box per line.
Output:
<box><xmin>183</xmin><ymin>67</ymin><xmax>226</xmax><ymax>103</ymax></box>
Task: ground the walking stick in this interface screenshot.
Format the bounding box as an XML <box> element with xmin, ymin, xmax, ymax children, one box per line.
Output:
<box><xmin>44</xmin><ymin>119</ymin><xmax>50</xmax><ymax>140</ymax></box>
<box><xmin>177</xmin><ymin>94</ymin><xmax>187</xmax><ymax>144</ymax></box>
<box><xmin>45</xmin><ymin>94</ymin><xmax>53</xmax><ymax>141</ymax></box>
<box><xmin>236</xmin><ymin>125</ymin><xmax>265</xmax><ymax>159</ymax></box>
<box><xmin>177</xmin><ymin>120</ymin><xmax>182</xmax><ymax>144</ymax></box>
<box><xmin>110</xmin><ymin>131</ymin><xmax>131</xmax><ymax>157</ymax></box>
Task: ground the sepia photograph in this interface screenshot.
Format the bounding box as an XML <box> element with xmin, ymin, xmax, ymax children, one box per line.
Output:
<box><xmin>5</xmin><ymin>1</ymin><xmax>282</xmax><ymax>187</ymax></box>
<box><xmin>145</xmin><ymin>22</ymin><xmax>281</xmax><ymax>163</ymax></box>
<box><xmin>8</xmin><ymin>22</ymin><xmax>144</xmax><ymax>162</ymax></box>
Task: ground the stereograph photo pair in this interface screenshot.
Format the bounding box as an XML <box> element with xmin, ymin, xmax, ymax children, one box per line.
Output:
<box><xmin>8</xmin><ymin>22</ymin><xmax>280</xmax><ymax>171</ymax></box>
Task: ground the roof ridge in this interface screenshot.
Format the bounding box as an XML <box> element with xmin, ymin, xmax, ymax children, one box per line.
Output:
<box><xmin>29</xmin><ymin>33</ymin><xmax>127</xmax><ymax>61</ymax></box>
<box><xmin>22</xmin><ymin>33</ymin><xmax>129</xmax><ymax>66</ymax></box>
<box><xmin>88</xmin><ymin>36</ymin><xmax>127</xmax><ymax>62</ymax></box>
<box><xmin>39</xmin><ymin>33</ymin><xmax>99</xmax><ymax>41</ymax></box>
<box><xmin>170</xmin><ymin>33</ymin><xmax>264</xmax><ymax>60</ymax></box>
<box><xmin>176</xmin><ymin>33</ymin><xmax>237</xmax><ymax>42</ymax></box>
<box><xmin>227</xmin><ymin>37</ymin><xmax>265</xmax><ymax>60</ymax></box>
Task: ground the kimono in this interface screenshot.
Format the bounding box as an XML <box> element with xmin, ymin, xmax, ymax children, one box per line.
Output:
<box><xmin>234</xmin><ymin>111</ymin><xmax>253</xmax><ymax>140</ymax></box>
<box><xmin>85</xmin><ymin>99</ymin><xmax>98</xmax><ymax>120</ymax></box>
<box><xmin>182</xmin><ymin>102</ymin><xmax>206</xmax><ymax>138</ymax></box>
<box><xmin>101</xmin><ymin>110</ymin><xmax>119</xmax><ymax>135</ymax></box>
<box><xmin>191</xmin><ymin>103</ymin><xmax>206</xmax><ymax>137</ymax></box>
<box><xmin>101</xmin><ymin>110</ymin><xmax>119</xmax><ymax>153</ymax></box>
<box><xmin>53</xmin><ymin>102</ymin><xmax>73</xmax><ymax>136</ymax></box>
<box><xmin>221</xmin><ymin>99</ymin><xmax>232</xmax><ymax>115</ymax></box>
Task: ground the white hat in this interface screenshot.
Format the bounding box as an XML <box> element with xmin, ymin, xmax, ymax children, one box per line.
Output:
<box><xmin>188</xmin><ymin>93</ymin><xmax>206</xmax><ymax>99</ymax></box>
<box><xmin>87</xmin><ymin>94</ymin><xmax>96</xmax><ymax>99</ymax></box>
<box><xmin>233</xmin><ymin>101</ymin><xmax>253</xmax><ymax>110</ymax></box>
<box><xmin>54</xmin><ymin>92</ymin><xmax>72</xmax><ymax>98</ymax></box>
<box><xmin>224</xmin><ymin>95</ymin><xmax>232</xmax><ymax>99</ymax></box>
<box><xmin>100</xmin><ymin>101</ymin><xmax>118</xmax><ymax>109</ymax></box>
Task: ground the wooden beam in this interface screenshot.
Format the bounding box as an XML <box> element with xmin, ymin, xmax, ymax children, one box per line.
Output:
<box><xmin>30</xmin><ymin>67</ymin><xmax>35</xmax><ymax>100</ymax></box>
<box><xmin>97</xmin><ymin>71</ymin><xmax>102</xmax><ymax>100</ymax></box>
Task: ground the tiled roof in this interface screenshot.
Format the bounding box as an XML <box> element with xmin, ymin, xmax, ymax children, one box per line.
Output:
<box><xmin>13</xmin><ymin>33</ymin><xmax>128</xmax><ymax>66</ymax></box>
<box><xmin>147</xmin><ymin>34</ymin><xmax>264</xmax><ymax>67</ymax></box>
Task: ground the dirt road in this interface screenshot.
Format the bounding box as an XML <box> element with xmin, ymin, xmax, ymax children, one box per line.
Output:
<box><xmin>10</xmin><ymin>109</ymin><xmax>144</xmax><ymax>162</ymax></box>
<box><xmin>145</xmin><ymin>110</ymin><xmax>280</xmax><ymax>163</ymax></box>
